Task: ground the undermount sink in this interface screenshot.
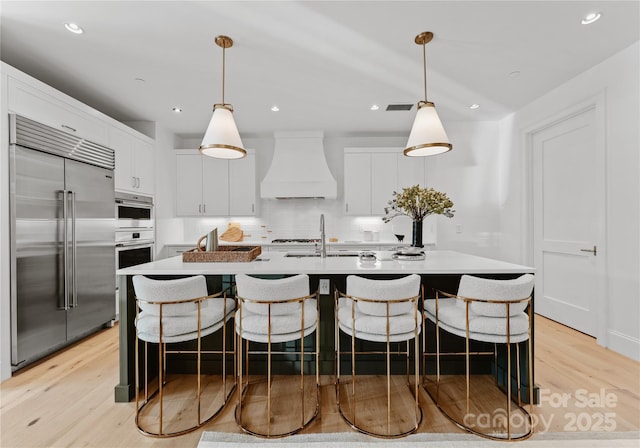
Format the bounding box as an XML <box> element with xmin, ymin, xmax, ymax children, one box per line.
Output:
<box><xmin>284</xmin><ymin>251</ymin><xmax>359</xmax><ymax>258</ymax></box>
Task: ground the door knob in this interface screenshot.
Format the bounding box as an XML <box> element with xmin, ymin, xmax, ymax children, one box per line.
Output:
<box><xmin>580</xmin><ymin>245</ymin><xmax>597</xmax><ymax>256</ymax></box>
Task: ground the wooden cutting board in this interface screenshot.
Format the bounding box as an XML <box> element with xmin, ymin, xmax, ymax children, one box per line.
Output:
<box><xmin>220</xmin><ymin>227</ymin><xmax>243</xmax><ymax>242</ymax></box>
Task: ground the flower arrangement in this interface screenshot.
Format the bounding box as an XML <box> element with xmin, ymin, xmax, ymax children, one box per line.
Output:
<box><xmin>382</xmin><ymin>185</ymin><xmax>454</xmax><ymax>223</ymax></box>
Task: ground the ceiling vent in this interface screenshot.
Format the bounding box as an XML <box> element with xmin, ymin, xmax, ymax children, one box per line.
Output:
<box><xmin>386</xmin><ymin>104</ymin><xmax>414</xmax><ymax>111</ymax></box>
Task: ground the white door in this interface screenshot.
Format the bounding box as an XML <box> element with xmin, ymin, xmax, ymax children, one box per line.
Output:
<box><xmin>532</xmin><ymin>106</ymin><xmax>604</xmax><ymax>336</ymax></box>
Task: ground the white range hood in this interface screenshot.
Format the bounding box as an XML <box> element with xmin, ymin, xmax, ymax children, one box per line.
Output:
<box><xmin>261</xmin><ymin>131</ymin><xmax>337</xmax><ymax>199</ymax></box>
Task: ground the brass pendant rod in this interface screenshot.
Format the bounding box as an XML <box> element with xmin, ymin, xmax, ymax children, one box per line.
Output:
<box><xmin>422</xmin><ymin>41</ymin><xmax>427</xmax><ymax>102</ymax></box>
<box><xmin>215</xmin><ymin>35</ymin><xmax>233</xmax><ymax>105</ymax></box>
<box><xmin>414</xmin><ymin>31</ymin><xmax>433</xmax><ymax>103</ymax></box>
<box><xmin>221</xmin><ymin>45</ymin><xmax>226</xmax><ymax>105</ymax></box>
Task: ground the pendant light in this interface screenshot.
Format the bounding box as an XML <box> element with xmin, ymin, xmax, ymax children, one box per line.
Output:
<box><xmin>404</xmin><ymin>32</ymin><xmax>452</xmax><ymax>157</ymax></box>
<box><xmin>199</xmin><ymin>35</ymin><xmax>246</xmax><ymax>159</ymax></box>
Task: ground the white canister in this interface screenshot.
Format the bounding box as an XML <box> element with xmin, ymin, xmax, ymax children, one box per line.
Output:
<box><xmin>363</xmin><ymin>230</ymin><xmax>373</xmax><ymax>241</ymax></box>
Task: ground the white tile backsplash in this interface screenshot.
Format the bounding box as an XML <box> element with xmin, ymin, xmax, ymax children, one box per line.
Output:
<box><xmin>175</xmin><ymin>199</ymin><xmax>436</xmax><ymax>245</ymax></box>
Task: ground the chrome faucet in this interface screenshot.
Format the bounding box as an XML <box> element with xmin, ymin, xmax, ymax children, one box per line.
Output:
<box><xmin>319</xmin><ymin>214</ymin><xmax>327</xmax><ymax>258</ymax></box>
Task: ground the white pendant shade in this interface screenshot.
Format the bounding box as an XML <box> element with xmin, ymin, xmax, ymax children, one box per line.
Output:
<box><xmin>404</xmin><ymin>102</ymin><xmax>452</xmax><ymax>157</ymax></box>
<box><xmin>199</xmin><ymin>105</ymin><xmax>246</xmax><ymax>159</ymax></box>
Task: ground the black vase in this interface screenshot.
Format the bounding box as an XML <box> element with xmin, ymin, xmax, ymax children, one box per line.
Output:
<box><xmin>412</xmin><ymin>220</ymin><xmax>423</xmax><ymax>247</ymax></box>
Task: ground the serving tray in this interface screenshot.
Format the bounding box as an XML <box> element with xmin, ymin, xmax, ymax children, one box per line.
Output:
<box><xmin>182</xmin><ymin>245</ymin><xmax>262</xmax><ymax>263</ymax></box>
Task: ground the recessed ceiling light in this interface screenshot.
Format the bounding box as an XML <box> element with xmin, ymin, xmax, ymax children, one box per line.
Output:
<box><xmin>64</xmin><ymin>23</ymin><xmax>84</xmax><ymax>34</ymax></box>
<box><xmin>172</xmin><ymin>107</ymin><xmax>183</xmax><ymax>113</ymax></box>
<box><xmin>271</xmin><ymin>105</ymin><xmax>279</xmax><ymax>112</ymax></box>
<box><xmin>508</xmin><ymin>70</ymin><xmax>521</xmax><ymax>79</ymax></box>
<box><xmin>370</xmin><ymin>104</ymin><xmax>380</xmax><ymax>111</ymax></box>
<box><xmin>581</xmin><ymin>12</ymin><xmax>602</xmax><ymax>25</ymax></box>
<box><xmin>469</xmin><ymin>104</ymin><xmax>480</xmax><ymax>110</ymax></box>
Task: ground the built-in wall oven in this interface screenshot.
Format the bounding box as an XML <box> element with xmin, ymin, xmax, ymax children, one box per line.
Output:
<box><xmin>115</xmin><ymin>192</ymin><xmax>155</xmax><ymax>319</ymax></box>
<box><xmin>116</xmin><ymin>229</ymin><xmax>155</xmax><ymax>269</ymax></box>
<box><xmin>116</xmin><ymin>191</ymin><xmax>154</xmax><ymax>229</ymax></box>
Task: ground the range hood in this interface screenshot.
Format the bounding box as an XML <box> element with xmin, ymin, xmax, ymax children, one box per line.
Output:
<box><xmin>261</xmin><ymin>131</ymin><xmax>337</xmax><ymax>199</ymax></box>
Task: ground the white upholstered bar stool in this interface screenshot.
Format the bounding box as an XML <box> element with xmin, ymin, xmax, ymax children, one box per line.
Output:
<box><xmin>422</xmin><ymin>274</ymin><xmax>535</xmax><ymax>441</ymax></box>
<box><xmin>133</xmin><ymin>275</ymin><xmax>236</xmax><ymax>437</ymax></box>
<box><xmin>234</xmin><ymin>274</ymin><xmax>320</xmax><ymax>438</ymax></box>
<box><xmin>335</xmin><ymin>274</ymin><xmax>422</xmax><ymax>438</ymax></box>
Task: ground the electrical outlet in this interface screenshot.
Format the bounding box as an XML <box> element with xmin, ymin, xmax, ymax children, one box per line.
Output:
<box><xmin>319</xmin><ymin>279</ymin><xmax>330</xmax><ymax>295</ymax></box>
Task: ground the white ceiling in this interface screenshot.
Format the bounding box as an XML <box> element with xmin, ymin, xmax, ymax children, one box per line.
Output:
<box><xmin>1</xmin><ymin>1</ymin><xmax>638</xmax><ymax>139</ymax></box>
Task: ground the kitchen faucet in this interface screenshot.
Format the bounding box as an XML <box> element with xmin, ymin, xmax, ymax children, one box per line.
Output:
<box><xmin>319</xmin><ymin>214</ymin><xmax>327</xmax><ymax>258</ymax></box>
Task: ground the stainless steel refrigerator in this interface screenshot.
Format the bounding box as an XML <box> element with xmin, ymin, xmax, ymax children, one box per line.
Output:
<box><xmin>9</xmin><ymin>114</ymin><xmax>116</xmax><ymax>371</ymax></box>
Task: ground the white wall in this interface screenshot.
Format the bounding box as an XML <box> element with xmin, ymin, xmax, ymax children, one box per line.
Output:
<box><xmin>424</xmin><ymin>121</ymin><xmax>503</xmax><ymax>258</ymax></box>
<box><xmin>1</xmin><ymin>66</ymin><xmax>12</xmax><ymax>380</ymax></box>
<box><xmin>499</xmin><ymin>41</ymin><xmax>640</xmax><ymax>360</ymax></box>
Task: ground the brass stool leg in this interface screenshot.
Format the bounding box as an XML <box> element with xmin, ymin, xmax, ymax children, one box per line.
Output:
<box><xmin>506</xmin><ymin>304</ymin><xmax>512</xmax><ymax>440</ymax></box>
<box><xmin>386</xmin><ymin>305</ymin><xmax>391</xmax><ymax>436</ymax></box>
<box><xmin>145</xmin><ymin>341</ymin><xmax>148</xmax><ymax>402</ymax></box>
<box><xmin>351</xmin><ymin>302</ymin><xmax>356</xmax><ymax>424</ymax></box>
<box><xmin>517</xmin><ymin>343</ymin><xmax>522</xmax><ymax>406</ymax></box>
<box><xmin>267</xmin><ymin>306</ymin><xmax>271</xmax><ymax>437</ymax></box>
<box><xmin>158</xmin><ymin>339</ymin><xmax>163</xmax><ymax>435</ymax></box>
<box><xmin>301</xmin><ymin>300</ymin><xmax>305</xmax><ymax>429</ymax></box>
<box><xmin>465</xmin><ymin>303</ymin><xmax>470</xmax><ymax>415</ymax></box>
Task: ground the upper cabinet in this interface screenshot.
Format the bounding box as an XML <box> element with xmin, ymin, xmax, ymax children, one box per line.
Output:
<box><xmin>175</xmin><ymin>150</ymin><xmax>256</xmax><ymax>217</ymax></box>
<box><xmin>4</xmin><ymin>63</ymin><xmax>155</xmax><ymax>196</ymax></box>
<box><xmin>344</xmin><ymin>147</ymin><xmax>426</xmax><ymax>216</ymax></box>
<box><xmin>110</xmin><ymin>126</ymin><xmax>155</xmax><ymax>196</ymax></box>
<box><xmin>344</xmin><ymin>152</ymin><xmax>371</xmax><ymax>215</ymax></box>
<box><xmin>7</xmin><ymin>76</ymin><xmax>109</xmax><ymax>146</ymax></box>
<box><xmin>229</xmin><ymin>154</ymin><xmax>256</xmax><ymax>215</ymax></box>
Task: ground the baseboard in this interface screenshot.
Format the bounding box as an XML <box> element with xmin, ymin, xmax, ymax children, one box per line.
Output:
<box><xmin>607</xmin><ymin>329</ymin><xmax>640</xmax><ymax>361</ymax></box>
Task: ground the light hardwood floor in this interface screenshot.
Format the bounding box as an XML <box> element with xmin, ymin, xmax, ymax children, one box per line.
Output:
<box><xmin>1</xmin><ymin>316</ymin><xmax>638</xmax><ymax>447</ymax></box>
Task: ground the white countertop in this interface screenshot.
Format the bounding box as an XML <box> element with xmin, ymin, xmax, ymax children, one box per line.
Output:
<box><xmin>118</xmin><ymin>250</ymin><xmax>534</xmax><ymax>276</ymax></box>
<box><xmin>164</xmin><ymin>240</ymin><xmax>408</xmax><ymax>248</ymax></box>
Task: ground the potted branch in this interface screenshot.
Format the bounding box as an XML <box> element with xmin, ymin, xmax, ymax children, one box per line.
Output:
<box><xmin>382</xmin><ymin>185</ymin><xmax>454</xmax><ymax>247</ymax></box>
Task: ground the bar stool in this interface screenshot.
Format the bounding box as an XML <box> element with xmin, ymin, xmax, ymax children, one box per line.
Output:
<box><xmin>335</xmin><ymin>274</ymin><xmax>422</xmax><ymax>438</ymax></box>
<box><xmin>422</xmin><ymin>274</ymin><xmax>535</xmax><ymax>441</ymax></box>
<box><xmin>234</xmin><ymin>274</ymin><xmax>320</xmax><ymax>438</ymax></box>
<box><xmin>133</xmin><ymin>275</ymin><xmax>236</xmax><ymax>437</ymax></box>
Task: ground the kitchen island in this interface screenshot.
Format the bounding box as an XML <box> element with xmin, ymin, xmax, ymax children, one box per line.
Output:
<box><xmin>114</xmin><ymin>250</ymin><xmax>534</xmax><ymax>402</ymax></box>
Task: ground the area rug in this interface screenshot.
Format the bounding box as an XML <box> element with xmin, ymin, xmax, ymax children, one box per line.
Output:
<box><xmin>198</xmin><ymin>431</ymin><xmax>640</xmax><ymax>448</ymax></box>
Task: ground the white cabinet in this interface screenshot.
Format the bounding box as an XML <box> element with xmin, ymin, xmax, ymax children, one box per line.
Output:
<box><xmin>7</xmin><ymin>76</ymin><xmax>109</xmax><ymax>146</ymax></box>
<box><xmin>229</xmin><ymin>154</ymin><xmax>256</xmax><ymax>215</ymax></box>
<box><xmin>5</xmin><ymin>65</ymin><xmax>155</xmax><ymax>195</ymax></box>
<box><xmin>176</xmin><ymin>154</ymin><xmax>228</xmax><ymax>216</ymax></box>
<box><xmin>176</xmin><ymin>154</ymin><xmax>204</xmax><ymax>216</ymax></box>
<box><xmin>344</xmin><ymin>153</ymin><xmax>371</xmax><ymax>215</ymax></box>
<box><xmin>134</xmin><ymin>139</ymin><xmax>155</xmax><ymax>195</ymax></box>
<box><xmin>344</xmin><ymin>148</ymin><xmax>426</xmax><ymax>216</ymax></box>
<box><xmin>344</xmin><ymin>150</ymin><xmax>399</xmax><ymax>215</ymax></box>
<box><xmin>111</xmin><ymin>126</ymin><xmax>155</xmax><ymax>195</ymax></box>
<box><xmin>371</xmin><ymin>153</ymin><xmax>398</xmax><ymax>215</ymax></box>
<box><xmin>165</xmin><ymin>245</ymin><xmax>193</xmax><ymax>258</ymax></box>
<box><xmin>175</xmin><ymin>150</ymin><xmax>255</xmax><ymax>217</ymax></box>
<box><xmin>202</xmin><ymin>156</ymin><xmax>230</xmax><ymax>215</ymax></box>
